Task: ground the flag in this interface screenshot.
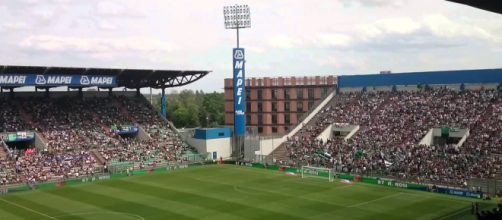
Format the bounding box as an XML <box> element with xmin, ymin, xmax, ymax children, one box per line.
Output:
<box><xmin>384</xmin><ymin>160</ymin><xmax>392</xmax><ymax>167</ymax></box>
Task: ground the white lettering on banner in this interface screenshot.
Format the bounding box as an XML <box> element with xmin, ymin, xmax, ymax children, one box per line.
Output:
<box><xmin>90</xmin><ymin>76</ymin><xmax>113</xmax><ymax>85</ymax></box>
<box><xmin>47</xmin><ymin>76</ymin><xmax>72</xmax><ymax>84</ymax></box>
<box><xmin>0</xmin><ymin>75</ymin><xmax>27</xmax><ymax>84</ymax></box>
<box><xmin>235</xmin><ymin>61</ymin><xmax>244</xmax><ymax>69</ymax></box>
<box><xmin>235</xmin><ymin>110</ymin><xmax>245</xmax><ymax>115</ymax></box>
<box><xmin>236</xmin><ymin>78</ymin><xmax>243</xmax><ymax>86</ymax></box>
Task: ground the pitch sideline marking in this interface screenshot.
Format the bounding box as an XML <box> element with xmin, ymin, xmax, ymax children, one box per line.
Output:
<box><xmin>436</xmin><ymin>206</ymin><xmax>470</xmax><ymax>220</ymax></box>
<box><xmin>37</xmin><ymin>211</ymin><xmax>146</xmax><ymax>220</ymax></box>
<box><xmin>0</xmin><ymin>197</ymin><xmax>58</xmax><ymax>220</ymax></box>
<box><xmin>348</xmin><ymin>192</ymin><xmax>403</xmax><ymax>208</ymax></box>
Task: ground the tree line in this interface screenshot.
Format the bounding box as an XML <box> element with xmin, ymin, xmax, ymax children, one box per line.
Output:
<box><xmin>151</xmin><ymin>90</ymin><xmax>224</xmax><ymax>128</ymax></box>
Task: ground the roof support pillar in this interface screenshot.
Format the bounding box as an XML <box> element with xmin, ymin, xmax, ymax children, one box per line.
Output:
<box><xmin>136</xmin><ymin>87</ymin><xmax>141</xmax><ymax>96</ymax></box>
<box><xmin>45</xmin><ymin>88</ymin><xmax>50</xmax><ymax>98</ymax></box>
<box><xmin>78</xmin><ymin>88</ymin><xmax>83</xmax><ymax>99</ymax></box>
<box><xmin>160</xmin><ymin>88</ymin><xmax>167</xmax><ymax>119</ymax></box>
<box><xmin>108</xmin><ymin>88</ymin><xmax>113</xmax><ymax>96</ymax></box>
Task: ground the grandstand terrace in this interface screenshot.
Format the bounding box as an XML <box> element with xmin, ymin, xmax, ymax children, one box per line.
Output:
<box><xmin>0</xmin><ymin>65</ymin><xmax>210</xmax><ymax>186</ymax></box>
<box><xmin>270</xmin><ymin>68</ymin><xmax>502</xmax><ymax>190</ymax></box>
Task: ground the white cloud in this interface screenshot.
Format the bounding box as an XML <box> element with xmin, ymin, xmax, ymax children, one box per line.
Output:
<box><xmin>341</xmin><ymin>0</ymin><xmax>407</xmax><ymax>8</ymax></box>
<box><xmin>423</xmin><ymin>14</ymin><xmax>501</xmax><ymax>43</ymax></box>
<box><xmin>19</xmin><ymin>35</ymin><xmax>177</xmax><ymax>54</ymax></box>
<box><xmin>316</xmin><ymin>33</ymin><xmax>353</xmax><ymax>47</ymax></box>
<box><xmin>356</xmin><ymin>17</ymin><xmax>422</xmax><ymax>40</ymax></box>
<box><xmin>267</xmin><ymin>35</ymin><xmax>303</xmax><ymax>49</ymax></box>
<box><xmin>95</xmin><ymin>1</ymin><xmax>145</xmax><ymax>17</ymax></box>
<box><xmin>0</xmin><ymin>22</ymin><xmax>29</xmax><ymax>32</ymax></box>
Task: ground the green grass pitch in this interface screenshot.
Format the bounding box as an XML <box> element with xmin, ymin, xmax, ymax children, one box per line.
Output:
<box><xmin>0</xmin><ymin>165</ymin><xmax>487</xmax><ymax>220</ymax></box>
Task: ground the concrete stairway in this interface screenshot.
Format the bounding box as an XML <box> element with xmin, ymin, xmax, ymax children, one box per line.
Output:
<box><xmin>91</xmin><ymin>112</ymin><xmax>114</xmax><ymax>138</ymax></box>
<box><xmin>113</xmin><ymin>100</ymin><xmax>136</xmax><ymax>124</ymax></box>
<box><xmin>90</xmin><ymin>149</ymin><xmax>106</xmax><ymax>165</ymax></box>
<box><xmin>269</xmin><ymin>143</ymin><xmax>289</xmax><ymax>163</ymax></box>
<box><xmin>0</xmin><ymin>142</ymin><xmax>8</xmax><ymax>160</ymax></box>
<box><xmin>266</xmin><ymin>91</ymin><xmax>339</xmax><ymax>163</ymax></box>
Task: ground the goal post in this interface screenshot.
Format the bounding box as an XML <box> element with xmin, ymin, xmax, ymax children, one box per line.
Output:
<box><xmin>301</xmin><ymin>166</ymin><xmax>335</xmax><ymax>182</ymax></box>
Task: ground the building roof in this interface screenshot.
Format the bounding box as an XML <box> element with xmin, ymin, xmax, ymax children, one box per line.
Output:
<box><xmin>0</xmin><ymin>65</ymin><xmax>210</xmax><ymax>89</ymax></box>
<box><xmin>447</xmin><ymin>0</ymin><xmax>502</xmax><ymax>14</ymax></box>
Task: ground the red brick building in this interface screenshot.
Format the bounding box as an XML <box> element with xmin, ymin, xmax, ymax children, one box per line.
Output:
<box><xmin>224</xmin><ymin>76</ymin><xmax>337</xmax><ymax>135</ymax></box>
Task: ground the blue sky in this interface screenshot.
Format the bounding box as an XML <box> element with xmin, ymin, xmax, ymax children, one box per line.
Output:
<box><xmin>0</xmin><ymin>0</ymin><xmax>501</xmax><ymax>93</ymax></box>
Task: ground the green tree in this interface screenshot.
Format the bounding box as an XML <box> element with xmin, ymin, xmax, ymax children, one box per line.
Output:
<box><xmin>150</xmin><ymin>89</ymin><xmax>224</xmax><ymax>128</ymax></box>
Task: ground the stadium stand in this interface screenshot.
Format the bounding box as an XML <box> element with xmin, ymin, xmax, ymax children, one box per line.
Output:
<box><xmin>282</xmin><ymin>88</ymin><xmax>502</xmax><ymax>187</ymax></box>
<box><xmin>0</xmin><ymin>93</ymin><xmax>196</xmax><ymax>185</ymax></box>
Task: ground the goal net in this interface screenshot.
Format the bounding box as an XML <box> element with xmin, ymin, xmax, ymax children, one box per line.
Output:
<box><xmin>301</xmin><ymin>166</ymin><xmax>334</xmax><ymax>182</ymax></box>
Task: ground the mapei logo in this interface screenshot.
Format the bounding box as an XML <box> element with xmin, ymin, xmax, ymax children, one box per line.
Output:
<box><xmin>234</xmin><ymin>49</ymin><xmax>244</xmax><ymax>59</ymax></box>
<box><xmin>80</xmin><ymin>76</ymin><xmax>90</xmax><ymax>85</ymax></box>
<box><xmin>35</xmin><ymin>75</ymin><xmax>46</xmax><ymax>85</ymax></box>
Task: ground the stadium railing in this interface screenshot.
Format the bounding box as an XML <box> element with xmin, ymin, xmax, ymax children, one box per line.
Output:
<box><xmin>0</xmin><ymin>159</ymin><xmax>212</xmax><ymax>195</ymax></box>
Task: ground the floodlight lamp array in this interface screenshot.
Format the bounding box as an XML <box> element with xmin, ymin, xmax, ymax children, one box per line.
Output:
<box><xmin>223</xmin><ymin>4</ymin><xmax>251</xmax><ymax>29</ymax></box>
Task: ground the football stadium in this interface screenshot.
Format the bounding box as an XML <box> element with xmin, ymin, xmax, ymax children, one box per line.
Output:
<box><xmin>1</xmin><ymin>1</ymin><xmax>502</xmax><ymax>220</ymax></box>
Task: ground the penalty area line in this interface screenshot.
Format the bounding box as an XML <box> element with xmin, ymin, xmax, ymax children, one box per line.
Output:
<box><xmin>0</xmin><ymin>197</ymin><xmax>58</xmax><ymax>220</ymax></box>
<box><xmin>348</xmin><ymin>192</ymin><xmax>403</xmax><ymax>208</ymax></box>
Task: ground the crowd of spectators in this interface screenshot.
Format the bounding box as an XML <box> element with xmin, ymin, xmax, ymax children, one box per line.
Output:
<box><xmin>286</xmin><ymin>88</ymin><xmax>502</xmax><ymax>187</ymax></box>
<box><xmin>0</xmin><ymin>94</ymin><xmax>192</xmax><ymax>185</ymax></box>
<box><xmin>0</xmin><ymin>98</ymin><xmax>29</xmax><ymax>133</ymax></box>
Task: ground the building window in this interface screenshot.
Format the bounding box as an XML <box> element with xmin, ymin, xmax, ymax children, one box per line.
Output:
<box><xmin>246</xmin><ymin>102</ymin><xmax>251</xmax><ymax>112</ymax></box>
<box><xmin>308</xmin><ymin>101</ymin><xmax>314</xmax><ymax>110</ymax></box>
<box><xmin>284</xmin><ymin>88</ymin><xmax>290</xmax><ymax>100</ymax></box>
<box><xmin>308</xmin><ymin>88</ymin><xmax>314</xmax><ymax>99</ymax></box>
<box><xmin>285</xmin><ymin>114</ymin><xmax>290</xmax><ymax>125</ymax></box>
<box><xmin>297</xmin><ymin>88</ymin><xmax>303</xmax><ymax>99</ymax></box>
<box><xmin>246</xmin><ymin>114</ymin><xmax>251</xmax><ymax>124</ymax></box>
<box><xmin>272</xmin><ymin>78</ymin><xmax>278</xmax><ymax>86</ymax></box>
<box><xmin>258</xmin><ymin>127</ymin><xmax>263</xmax><ymax>133</ymax></box>
<box><xmin>297</xmin><ymin>77</ymin><xmax>303</xmax><ymax>86</ymax></box>
<box><xmin>320</xmin><ymin>77</ymin><xmax>326</xmax><ymax>85</ymax></box>
<box><xmin>322</xmin><ymin>87</ymin><xmax>328</xmax><ymax>97</ymax></box>
<box><xmin>271</xmin><ymin>89</ymin><xmax>277</xmax><ymax>100</ymax></box>
<box><xmin>272</xmin><ymin>127</ymin><xmax>277</xmax><ymax>133</ymax></box>
<box><xmin>272</xmin><ymin>114</ymin><xmax>277</xmax><ymax>124</ymax></box>
<box><xmin>257</xmin><ymin>89</ymin><xmax>263</xmax><ymax>100</ymax></box>
<box><xmin>284</xmin><ymin>102</ymin><xmax>290</xmax><ymax>112</ymax></box>
<box><xmin>308</xmin><ymin>77</ymin><xmax>314</xmax><ymax>85</ymax></box>
<box><xmin>284</xmin><ymin>126</ymin><xmax>289</xmax><ymax>132</ymax></box>
<box><xmin>272</xmin><ymin>102</ymin><xmax>277</xmax><ymax>112</ymax></box>
<box><xmin>258</xmin><ymin>102</ymin><xmax>263</xmax><ymax>113</ymax></box>
<box><xmin>258</xmin><ymin>114</ymin><xmax>263</xmax><ymax>125</ymax></box>
<box><xmin>246</xmin><ymin>89</ymin><xmax>250</xmax><ymax>100</ymax></box>
<box><xmin>297</xmin><ymin>102</ymin><xmax>303</xmax><ymax>112</ymax></box>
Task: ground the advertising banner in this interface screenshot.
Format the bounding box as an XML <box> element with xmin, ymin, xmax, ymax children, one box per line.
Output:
<box><xmin>0</xmin><ymin>74</ymin><xmax>117</xmax><ymax>87</ymax></box>
<box><xmin>233</xmin><ymin>48</ymin><xmax>246</xmax><ymax>136</ymax></box>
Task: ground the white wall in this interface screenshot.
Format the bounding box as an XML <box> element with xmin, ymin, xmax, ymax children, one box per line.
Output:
<box><xmin>206</xmin><ymin>138</ymin><xmax>232</xmax><ymax>159</ymax></box>
<box><xmin>419</xmin><ymin>129</ymin><xmax>434</xmax><ymax>146</ymax></box>
<box><xmin>186</xmin><ymin>138</ymin><xmax>207</xmax><ymax>154</ymax></box>
<box><xmin>344</xmin><ymin>125</ymin><xmax>360</xmax><ymax>140</ymax></box>
<box><xmin>457</xmin><ymin>129</ymin><xmax>470</xmax><ymax>147</ymax></box>
<box><xmin>186</xmin><ymin>136</ymin><xmax>232</xmax><ymax>160</ymax></box>
<box><xmin>256</xmin><ymin>137</ymin><xmax>282</xmax><ymax>156</ymax></box>
<box><xmin>316</xmin><ymin>124</ymin><xmax>333</xmax><ymax>142</ymax></box>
